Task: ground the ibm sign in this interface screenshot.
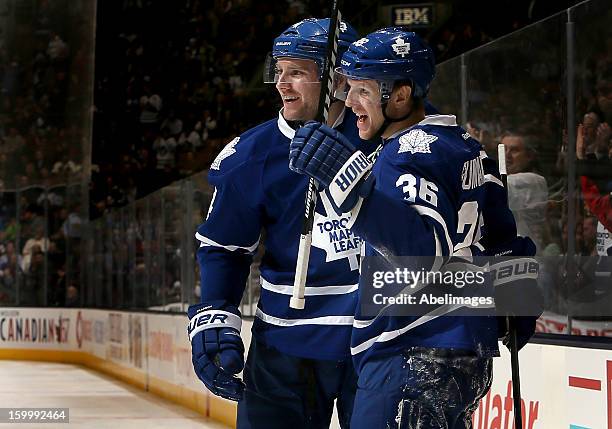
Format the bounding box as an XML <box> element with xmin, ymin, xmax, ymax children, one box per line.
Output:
<box><xmin>391</xmin><ymin>4</ymin><xmax>433</xmax><ymax>28</ymax></box>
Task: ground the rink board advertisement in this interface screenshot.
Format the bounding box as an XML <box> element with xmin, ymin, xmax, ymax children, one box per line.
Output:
<box><xmin>1</xmin><ymin>308</ymin><xmax>611</xmax><ymax>428</ymax></box>
<box><xmin>0</xmin><ymin>308</ymin><xmax>75</xmax><ymax>349</ymax></box>
<box><xmin>536</xmin><ymin>311</ymin><xmax>612</xmax><ymax>337</ymax></box>
<box><xmin>478</xmin><ymin>343</ymin><xmax>612</xmax><ymax>429</ymax></box>
<box><xmin>146</xmin><ymin>312</ymin><xmax>201</xmax><ymax>390</ymax></box>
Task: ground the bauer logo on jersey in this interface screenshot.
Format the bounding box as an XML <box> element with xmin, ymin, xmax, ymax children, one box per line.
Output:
<box><xmin>398</xmin><ymin>129</ymin><xmax>437</xmax><ymax>154</ymax></box>
<box><xmin>312</xmin><ymin>192</ymin><xmax>361</xmax><ymax>270</ymax></box>
<box><xmin>211</xmin><ymin>137</ymin><xmax>240</xmax><ymax>170</ymax></box>
<box><xmin>391</xmin><ymin>37</ymin><xmax>411</xmax><ymax>58</ymax></box>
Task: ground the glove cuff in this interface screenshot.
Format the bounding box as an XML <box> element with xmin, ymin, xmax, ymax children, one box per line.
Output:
<box><xmin>327</xmin><ymin>150</ymin><xmax>372</xmax><ymax>208</ymax></box>
<box><xmin>490</xmin><ymin>257</ymin><xmax>539</xmax><ymax>286</ymax></box>
<box><xmin>188</xmin><ymin>305</ymin><xmax>242</xmax><ymax>342</ymax></box>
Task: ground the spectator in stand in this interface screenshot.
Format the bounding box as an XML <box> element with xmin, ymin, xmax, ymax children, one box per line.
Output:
<box><xmin>583</xmin><ymin>216</ymin><xmax>599</xmax><ymax>256</ymax></box>
<box><xmin>65</xmin><ymin>284</ymin><xmax>79</xmax><ymax>307</ymax></box>
<box><xmin>581</xmin><ymin>176</ymin><xmax>612</xmax><ymax>237</ymax></box>
<box><xmin>21</xmin><ymin>226</ymin><xmax>50</xmax><ymax>273</ymax></box>
<box><xmin>502</xmin><ymin>131</ymin><xmax>550</xmax><ymax>253</ymax></box>
<box><xmin>467</xmin><ymin>120</ymin><xmax>498</xmax><ymax>158</ymax></box>
<box><xmin>0</xmin><ymin>264</ymin><xmax>16</xmax><ymax>304</ymax></box>
<box><xmin>595</xmin><ymin>69</ymin><xmax>612</xmax><ymax>122</ymax></box>
<box><xmin>153</xmin><ymin>130</ymin><xmax>177</xmax><ymax>173</ymax></box>
<box><xmin>578</xmin><ymin>111</ymin><xmax>611</xmax><ymax>161</ymax></box>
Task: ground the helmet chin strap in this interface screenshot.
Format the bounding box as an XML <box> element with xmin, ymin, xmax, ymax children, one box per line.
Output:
<box><xmin>287</xmin><ymin>120</ymin><xmax>305</xmax><ymax>130</ymax></box>
<box><xmin>367</xmin><ymin>98</ymin><xmax>416</xmax><ymax>145</ymax></box>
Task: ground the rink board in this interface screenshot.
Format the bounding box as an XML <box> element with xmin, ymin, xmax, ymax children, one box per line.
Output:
<box><xmin>0</xmin><ymin>307</ymin><xmax>610</xmax><ymax>429</ymax></box>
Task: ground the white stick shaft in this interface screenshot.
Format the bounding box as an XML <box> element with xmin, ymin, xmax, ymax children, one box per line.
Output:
<box><xmin>290</xmin><ymin>1</ymin><xmax>341</xmax><ymax>310</ymax></box>
<box><xmin>498</xmin><ymin>144</ymin><xmax>507</xmax><ymax>175</ymax></box>
<box><xmin>290</xmin><ymin>233</ymin><xmax>312</xmax><ymax>309</ymax></box>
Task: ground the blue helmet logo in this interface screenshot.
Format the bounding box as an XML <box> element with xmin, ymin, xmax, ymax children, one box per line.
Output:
<box><xmin>339</xmin><ymin>28</ymin><xmax>435</xmax><ymax>98</ymax></box>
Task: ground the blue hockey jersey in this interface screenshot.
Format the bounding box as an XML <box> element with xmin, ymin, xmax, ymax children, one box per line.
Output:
<box><xmin>196</xmin><ymin>109</ymin><xmax>375</xmax><ymax>361</ymax></box>
<box><xmin>348</xmin><ymin>114</ymin><xmax>515</xmax><ymax>371</ymax></box>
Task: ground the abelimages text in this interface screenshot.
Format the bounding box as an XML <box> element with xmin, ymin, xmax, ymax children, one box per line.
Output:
<box><xmin>372</xmin><ymin>268</ymin><xmax>485</xmax><ymax>289</ymax></box>
<box><xmin>372</xmin><ymin>293</ymin><xmax>493</xmax><ymax>307</ymax></box>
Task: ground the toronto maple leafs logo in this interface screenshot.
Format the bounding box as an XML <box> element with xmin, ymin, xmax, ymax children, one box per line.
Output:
<box><xmin>398</xmin><ymin>129</ymin><xmax>438</xmax><ymax>154</ymax></box>
<box><xmin>353</xmin><ymin>37</ymin><xmax>369</xmax><ymax>47</ymax></box>
<box><xmin>312</xmin><ymin>192</ymin><xmax>360</xmax><ymax>270</ymax></box>
<box><xmin>211</xmin><ymin>137</ymin><xmax>239</xmax><ymax>170</ymax></box>
<box><xmin>391</xmin><ymin>37</ymin><xmax>411</xmax><ymax>58</ymax></box>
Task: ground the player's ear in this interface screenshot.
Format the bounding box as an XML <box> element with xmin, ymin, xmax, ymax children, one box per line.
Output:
<box><xmin>392</xmin><ymin>83</ymin><xmax>412</xmax><ymax>111</ymax></box>
<box><xmin>391</xmin><ymin>84</ymin><xmax>412</xmax><ymax>116</ymax></box>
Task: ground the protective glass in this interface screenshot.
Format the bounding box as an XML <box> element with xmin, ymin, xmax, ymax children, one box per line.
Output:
<box><xmin>263</xmin><ymin>53</ymin><xmax>323</xmax><ymax>84</ymax></box>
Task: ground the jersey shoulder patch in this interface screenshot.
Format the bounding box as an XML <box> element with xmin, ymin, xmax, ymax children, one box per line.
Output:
<box><xmin>398</xmin><ymin>128</ymin><xmax>438</xmax><ymax>154</ymax></box>
<box><xmin>211</xmin><ymin>137</ymin><xmax>240</xmax><ymax>171</ymax></box>
<box><xmin>386</xmin><ymin>124</ymin><xmax>481</xmax><ymax>181</ymax></box>
<box><xmin>208</xmin><ymin>118</ymin><xmax>278</xmax><ymax>180</ymax></box>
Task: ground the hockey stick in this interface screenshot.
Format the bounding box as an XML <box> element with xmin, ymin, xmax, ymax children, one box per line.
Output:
<box><xmin>290</xmin><ymin>0</ymin><xmax>343</xmax><ymax>309</ymax></box>
<box><xmin>498</xmin><ymin>144</ymin><xmax>524</xmax><ymax>429</ymax></box>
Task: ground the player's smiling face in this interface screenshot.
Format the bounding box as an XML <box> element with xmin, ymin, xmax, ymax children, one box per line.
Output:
<box><xmin>275</xmin><ymin>58</ymin><xmax>321</xmax><ymax>122</ymax></box>
<box><xmin>345</xmin><ymin>78</ymin><xmax>384</xmax><ymax>140</ymax></box>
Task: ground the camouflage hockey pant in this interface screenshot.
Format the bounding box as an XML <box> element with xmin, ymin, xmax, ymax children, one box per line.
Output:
<box><xmin>351</xmin><ymin>347</ymin><xmax>493</xmax><ymax>429</ymax></box>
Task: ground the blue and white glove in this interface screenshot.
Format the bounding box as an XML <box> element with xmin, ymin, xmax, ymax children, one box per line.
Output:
<box><xmin>187</xmin><ymin>301</ymin><xmax>245</xmax><ymax>401</ymax></box>
<box><xmin>487</xmin><ymin>236</ymin><xmax>543</xmax><ymax>350</ymax></box>
<box><xmin>290</xmin><ymin>121</ymin><xmax>374</xmax><ymax>214</ymax></box>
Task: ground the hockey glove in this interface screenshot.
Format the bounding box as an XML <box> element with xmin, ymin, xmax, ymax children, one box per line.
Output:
<box><xmin>290</xmin><ymin>121</ymin><xmax>374</xmax><ymax>213</ymax></box>
<box><xmin>187</xmin><ymin>301</ymin><xmax>245</xmax><ymax>401</ymax></box>
<box><xmin>487</xmin><ymin>236</ymin><xmax>544</xmax><ymax>350</ymax></box>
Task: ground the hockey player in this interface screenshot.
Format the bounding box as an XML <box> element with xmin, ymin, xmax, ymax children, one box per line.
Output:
<box><xmin>289</xmin><ymin>28</ymin><xmax>542</xmax><ymax>428</ymax></box>
<box><xmin>187</xmin><ymin>18</ymin><xmax>374</xmax><ymax>429</ymax></box>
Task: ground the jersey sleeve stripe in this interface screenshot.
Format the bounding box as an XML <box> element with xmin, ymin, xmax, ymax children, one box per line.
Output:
<box><xmin>261</xmin><ymin>278</ymin><xmax>358</xmax><ymax>296</ymax></box>
<box><xmin>353</xmin><ymin>318</ymin><xmax>376</xmax><ymax>328</ymax></box>
<box><xmin>195</xmin><ymin>232</ymin><xmax>259</xmax><ymax>253</ymax></box>
<box><xmin>255</xmin><ymin>308</ymin><xmax>354</xmax><ymax>326</ymax></box>
<box><xmin>484</xmin><ymin>173</ymin><xmax>503</xmax><ymax>187</ymax></box>
<box><xmin>412</xmin><ymin>204</ymin><xmax>453</xmax><ymax>256</ymax></box>
<box><xmin>350</xmin><ymin>303</ymin><xmax>466</xmax><ymax>356</ymax></box>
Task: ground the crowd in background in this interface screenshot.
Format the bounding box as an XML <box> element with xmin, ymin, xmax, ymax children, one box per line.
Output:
<box><xmin>90</xmin><ymin>0</ymin><xmax>378</xmax><ymax>218</ymax></box>
<box><xmin>0</xmin><ymin>0</ymin><xmax>610</xmax><ymax>314</ymax></box>
<box><xmin>448</xmin><ymin>1</ymin><xmax>612</xmax><ymax>316</ymax></box>
<box><xmin>90</xmin><ymin>0</ymin><xmax>586</xmax><ymax>217</ymax></box>
<box><xmin>0</xmin><ymin>0</ymin><xmax>92</xmax><ymax>306</ymax></box>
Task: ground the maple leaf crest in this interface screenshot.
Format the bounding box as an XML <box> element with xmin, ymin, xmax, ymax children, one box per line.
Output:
<box><xmin>398</xmin><ymin>129</ymin><xmax>438</xmax><ymax>154</ymax></box>
<box><xmin>392</xmin><ymin>37</ymin><xmax>411</xmax><ymax>58</ymax></box>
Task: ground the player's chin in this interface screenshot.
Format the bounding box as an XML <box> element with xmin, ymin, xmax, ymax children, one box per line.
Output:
<box><xmin>356</xmin><ymin>115</ymin><xmax>374</xmax><ymax>139</ymax></box>
<box><xmin>358</xmin><ymin>129</ymin><xmax>375</xmax><ymax>140</ymax></box>
<box><xmin>282</xmin><ymin>104</ymin><xmax>303</xmax><ymax>121</ymax></box>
